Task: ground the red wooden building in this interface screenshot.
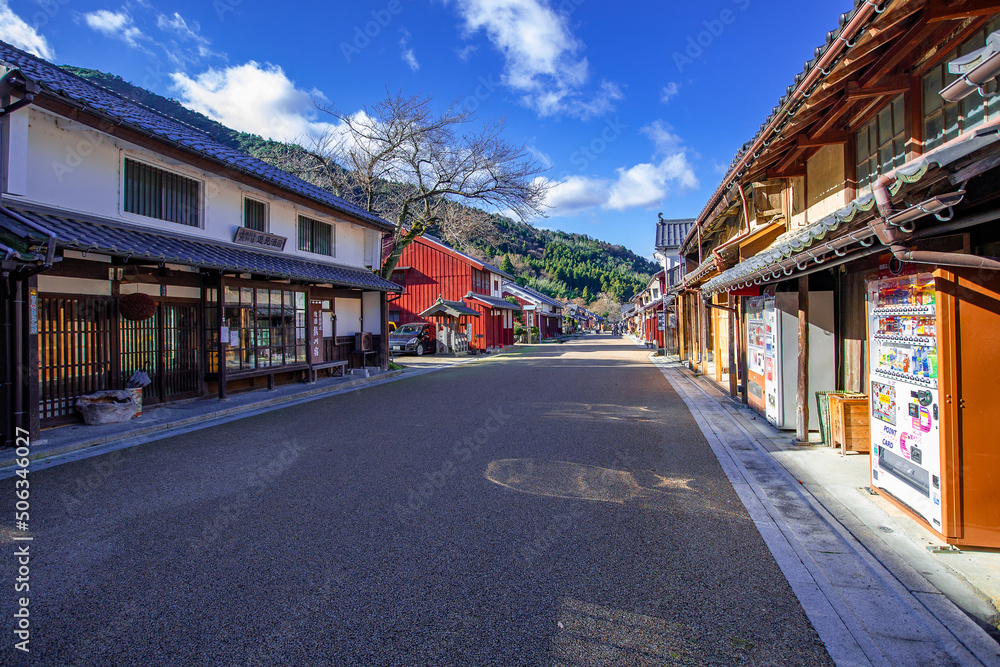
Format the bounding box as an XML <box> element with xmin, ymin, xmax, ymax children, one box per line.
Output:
<box><xmin>502</xmin><ymin>283</ymin><xmax>564</xmax><ymax>339</ymax></box>
<box><xmin>389</xmin><ymin>235</ymin><xmax>520</xmax><ymax>350</ymax></box>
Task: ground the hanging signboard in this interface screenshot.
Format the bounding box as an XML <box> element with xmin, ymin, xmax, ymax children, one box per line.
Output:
<box><xmin>233</xmin><ymin>227</ymin><xmax>287</xmax><ymax>251</ymax></box>
<box><xmin>309</xmin><ymin>301</ymin><xmax>324</xmax><ymax>363</ymax></box>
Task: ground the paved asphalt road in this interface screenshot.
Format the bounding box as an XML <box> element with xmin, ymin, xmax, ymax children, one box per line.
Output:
<box><xmin>1</xmin><ymin>335</ymin><xmax>833</xmax><ymax>666</ymax></box>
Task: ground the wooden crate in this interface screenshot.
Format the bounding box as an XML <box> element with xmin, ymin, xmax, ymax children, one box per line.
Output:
<box><xmin>828</xmin><ymin>394</ymin><xmax>870</xmax><ymax>454</ymax></box>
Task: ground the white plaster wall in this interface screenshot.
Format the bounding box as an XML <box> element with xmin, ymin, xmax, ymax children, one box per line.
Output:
<box><xmin>17</xmin><ymin>108</ymin><xmax>371</xmax><ymax>269</ymax></box>
<box><xmin>7</xmin><ymin>106</ymin><xmax>29</xmax><ymax>195</ymax></box>
<box><xmin>336</xmin><ymin>297</ymin><xmax>362</xmax><ymax>335</ymax></box>
<box><xmin>37</xmin><ymin>275</ymin><xmax>110</xmax><ymax>295</ymax></box>
<box><xmin>362</xmin><ymin>291</ymin><xmax>382</xmax><ymax>335</ymax></box>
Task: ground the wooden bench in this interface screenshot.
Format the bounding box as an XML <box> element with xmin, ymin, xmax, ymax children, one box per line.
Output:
<box><xmin>309</xmin><ymin>360</ymin><xmax>349</xmax><ymax>383</ymax></box>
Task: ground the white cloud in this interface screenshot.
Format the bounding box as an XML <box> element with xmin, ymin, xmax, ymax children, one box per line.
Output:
<box><xmin>170</xmin><ymin>62</ymin><xmax>339</xmax><ymax>143</ymax></box>
<box><xmin>660</xmin><ymin>82</ymin><xmax>680</xmax><ymax>103</ymax></box>
<box><xmin>527</xmin><ymin>145</ymin><xmax>553</xmax><ymax>169</ymax></box>
<box><xmin>542</xmin><ymin>175</ymin><xmax>609</xmax><ymax>215</ymax></box>
<box><xmin>82</xmin><ymin>9</ymin><xmax>147</xmax><ymax>48</ymax></box>
<box><xmin>455</xmin><ymin>44</ymin><xmax>478</xmax><ymax>61</ymax></box>
<box><xmin>398</xmin><ymin>29</ymin><xmax>419</xmax><ymax>71</ymax></box>
<box><xmin>447</xmin><ymin>0</ymin><xmax>619</xmax><ymax>118</ymax></box>
<box><xmin>156</xmin><ymin>11</ymin><xmax>218</xmax><ymax>62</ymax></box>
<box><xmin>0</xmin><ymin>0</ymin><xmax>55</xmax><ymax>59</ymax></box>
<box><xmin>542</xmin><ymin>120</ymin><xmax>698</xmax><ymax>216</ymax></box>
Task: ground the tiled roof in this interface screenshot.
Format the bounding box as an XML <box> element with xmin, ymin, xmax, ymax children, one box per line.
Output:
<box><xmin>0</xmin><ymin>40</ymin><xmax>393</xmax><ymax>233</ymax></box>
<box><xmin>501</xmin><ymin>282</ymin><xmax>563</xmax><ymax>309</ymax></box>
<box><xmin>466</xmin><ymin>293</ymin><xmax>522</xmax><ymax>311</ymax></box>
<box><xmin>419</xmin><ymin>298</ymin><xmax>480</xmax><ymax>318</ymax></box>
<box><xmin>655</xmin><ymin>218</ymin><xmax>695</xmax><ymax>250</ymax></box>
<box><xmin>0</xmin><ymin>207</ymin><xmax>401</xmax><ymax>292</ymax></box>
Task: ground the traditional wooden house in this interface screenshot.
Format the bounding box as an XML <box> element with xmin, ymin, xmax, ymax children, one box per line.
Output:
<box><xmin>388</xmin><ymin>234</ymin><xmax>520</xmax><ymax>351</ymax></box>
<box><xmin>672</xmin><ymin>2</ymin><xmax>1000</xmax><ymax>547</ymax></box>
<box><xmin>0</xmin><ymin>41</ymin><xmax>400</xmax><ymax>444</ymax></box>
<box><xmin>633</xmin><ymin>271</ymin><xmax>667</xmax><ymax>350</ymax></box>
<box><xmin>501</xmin><ymin>282</ymin><xmax>564</xmax><ymax>339</ymax></box>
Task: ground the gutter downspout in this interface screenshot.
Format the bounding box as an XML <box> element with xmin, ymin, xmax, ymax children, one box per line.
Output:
<box><xmin>681</xmin><ymin>1</ymin><xmax>884</xmax><ymax>254</ymax></box>
<box><xmin>0</xmin><ymin>206</ymin><xmax>57</xmax><ymax>268</ymax></box>
<box><xmin>872</xmin><ymin>138</ymin><xmax>1000</xmax><ymax>271</ymax></box>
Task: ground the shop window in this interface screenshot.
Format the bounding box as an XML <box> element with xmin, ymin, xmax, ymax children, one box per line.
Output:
<box><xmin>222</xmin><ymin>285</ymin><xmax>307</xmax><ymax>372</ymax></box>
<box><xmin>923</xmin><ymin>18</ymin><xmax>1000</xmax><ymax>151</ymax></box>
<box><xmin>244</xmin><ymin>197</ymin><xmax>268</xmax><ymax>232</ymax></box>
<box><xmin>123</xmin><ymin>157</ymin><xmax>201</xmax><ymax>227</ymax></box>
<box><xmin>855</xmin><ymin>95</ymin><xmax>906</xmax><ymax>194</ymax></box>
<box><xmin>298</xmin><ymin>215</ymin><xmax>334</xmax><ymax>256</ymax></box>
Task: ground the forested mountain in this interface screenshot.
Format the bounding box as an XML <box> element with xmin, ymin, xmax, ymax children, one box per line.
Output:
<box><xmin>62</xmin><ymin>66</ymin><xmax>658</xmax><ymax>308</ymax></box>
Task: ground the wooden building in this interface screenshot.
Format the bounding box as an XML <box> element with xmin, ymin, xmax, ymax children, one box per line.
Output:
<box><xmin>389</xmin><ymin>234</ymin><xmax>520</xmax><ymax>351</ymax></box>
<box><xmin>669</xmin><ymin>1</ymin><xmax>1000</xmax><ymax>546</ymax></box>
<box><xmin>0</xmin><ymin>41</ymin><xmax>400</xmax><ymax>444</ymax></box>
<box><xmin>502</xmin><ymin>282</ymin><xmax>564</xmax><ymax>340</ymax></box>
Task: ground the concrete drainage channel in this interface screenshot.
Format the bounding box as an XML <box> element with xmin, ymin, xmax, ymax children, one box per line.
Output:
<box><xmin>651</xmin><ymin>355</ymin><xmax>1000</xmax><ymax>667</ymax></box>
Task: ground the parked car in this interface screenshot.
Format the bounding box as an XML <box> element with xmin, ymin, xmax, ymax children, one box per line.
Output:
<box><xmin>389</xmin><ymin>322</ymin><xmax>436</xmax><ymax>356</ymax></box>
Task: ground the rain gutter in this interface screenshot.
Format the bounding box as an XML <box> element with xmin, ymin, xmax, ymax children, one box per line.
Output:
<box><xmin>872</xmin><ymin>119</ymin><xmax>1000</xmax><ymax>271</ymax></box>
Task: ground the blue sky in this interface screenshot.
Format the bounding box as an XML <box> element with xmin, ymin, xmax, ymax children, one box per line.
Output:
<box><xmin>1</xmin><ymin>0</ymin><xmax>852</xmax><ymax>258</ymax></box>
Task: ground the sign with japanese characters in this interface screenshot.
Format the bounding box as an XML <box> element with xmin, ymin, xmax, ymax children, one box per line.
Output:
<box><xmin>233</xmin><ymin>227</ymin><xmax>287</xmax><ymax>251</ymax></box>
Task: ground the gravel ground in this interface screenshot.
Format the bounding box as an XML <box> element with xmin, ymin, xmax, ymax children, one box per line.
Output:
<box><xmin>0</xmin><ymin>335</ymin><xmax>832</xmax><ymax>666</ymax></box>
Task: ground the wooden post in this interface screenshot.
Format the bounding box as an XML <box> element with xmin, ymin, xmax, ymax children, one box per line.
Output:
<box><xmin>218</xmin><ymin>275</ymin><xmax>227</xmax><ymax>401</ymax></box>
<box><xmin>699</xmin><ymin>296</ymin><xmax>708</xmax><ymax>375</ymax></box>
<box><xmin>728</xmin><ymin>294</ymin><xmax>738</xmax><ymax>398</ymax></box>
<box><xmin>381</xmin><ymin>291</ymin><xmax>389</xmax><ymax>369</ymax></box>
<box><xmin>796</xmin><ymin>276</ymin><xmax>810</xmax><ymax>443</ymax></box>
<box><xmin>738</xmin><ymin>297</ymin><xmax>749</xmax><ymax>406</ymax></box>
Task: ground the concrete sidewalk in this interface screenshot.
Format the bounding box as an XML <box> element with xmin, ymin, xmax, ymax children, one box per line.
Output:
<box><xmin>651</xmin><ymin>353</ymin><xmax>1000</xmax><ymax>666</ymax></box>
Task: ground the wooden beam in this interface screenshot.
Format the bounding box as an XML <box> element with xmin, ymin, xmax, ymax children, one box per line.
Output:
<box><xmin>809</xmin><ymin>93</ymin><xmax>852</xmax><ymax>138</ymax></box>
<box><xmin>859</xmin><ymin>16</ymin><xmax>935</xmax><ymax>89</ymax></box>
<box><xmin>773</xmin><ymin>146</ymin><xmax>808</xmax><ymax>175</ymax></box>
<box><xmin>846</xmin><ymin>77</ymin><xmax>910</xmax><ymax>100</ymax></box>
<box><xmin>925</xmin><ymin>0</ymin><xmax>1000</xmax><ymax>23</ymax></box>
<box><xmin>767</xmin><ymin>165</ymin><xmax>806</xmax><ymax>179</ymax></box>
<box><xmin>795</xmin><ymin>131</ymin><xmax>849</xmax><ymax>148</ymax></box>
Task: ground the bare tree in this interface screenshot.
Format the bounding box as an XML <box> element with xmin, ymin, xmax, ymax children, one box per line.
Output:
<box><xmin>312</xmin><ymin>92</ymin><xmax>548</xmax><ymax>278</ymax></box>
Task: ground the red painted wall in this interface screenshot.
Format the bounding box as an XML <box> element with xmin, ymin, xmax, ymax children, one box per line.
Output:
<box><xmin>388</xmin><ymin>237</ymin><xmax>512</xmax><ymax>349</ymax></box>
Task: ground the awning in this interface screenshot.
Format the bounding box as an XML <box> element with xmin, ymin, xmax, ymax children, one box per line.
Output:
<box><xmin>419</xmin><ymin>298</ymin><xmax>480</xmax><ymax>319</ymax></box>
<box><xmin>0</xmin><ymin>206</ymin><xmax>401</xmax><ymax>292</ymax></box>
<box><xmin>466</xmin><ymin>293</ymin><xmax>522</xmax><ymax>311</ymax></box>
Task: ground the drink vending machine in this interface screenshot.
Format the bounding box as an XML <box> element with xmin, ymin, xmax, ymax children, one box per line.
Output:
<box><xmin>867</xmin><ymin>273</ymin><xmax>942</xmax><ymax>531</ymax></box>
<box><xmin>744</xmin><ymin>292</ymin><xmax>835</xmax><ymax>429</ymax></box>
<box><xmin>868</xmin><ymin>268</ymin><xmax>1000</xmax><ymax>547</ymax></box>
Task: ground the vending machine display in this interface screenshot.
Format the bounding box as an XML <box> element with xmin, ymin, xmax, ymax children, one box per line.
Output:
<box><xmin>745</xmin><ymin>296</ymin><xmax>767</xmax><ymax>414</ymax></box>
<box><xmin>868</xmin><ymin>273</ymin><xmax>942</xmax><ymax>530</ymax></box>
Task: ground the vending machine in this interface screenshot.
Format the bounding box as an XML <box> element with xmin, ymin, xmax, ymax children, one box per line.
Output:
<box><xmin>745</xmin><ymin>296</ymin><xmax>767</xmax><ymax>416</ymax></box>
<box><xmin>867</xmin><ymin>273</ymin><xmax>942</xmax><ymax>531</ymax></box>
<box><xmin>762</xmin><ymin>292</ymin><xmax>836</xmax><ymax>431</ymax></box>
<box><xmin>868</xmin><ymin>268</ymin><xmax>1000</xmax><ymax>548</ymax></box>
